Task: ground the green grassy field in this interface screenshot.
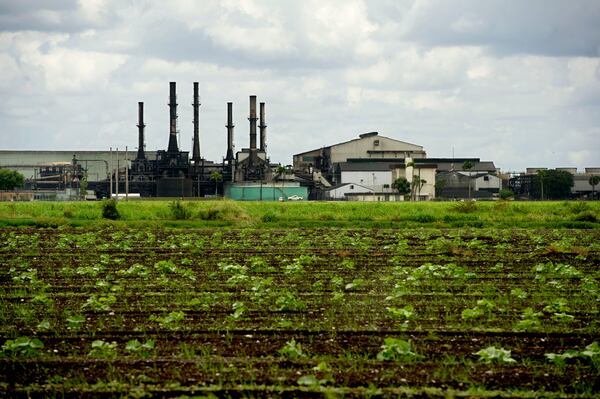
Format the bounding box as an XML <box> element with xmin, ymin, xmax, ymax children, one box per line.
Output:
<box><xmin>0</xmin><ymin>199</ymin><xmax>598</xmax><ymax>228</ymax></box>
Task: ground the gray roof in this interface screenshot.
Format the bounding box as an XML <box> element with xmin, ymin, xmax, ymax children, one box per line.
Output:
<box><xmin>338</xmin><ymin>162</ymin><xmax>398</xmax><ymax>172</ymax></box>
<box><xmin>435</xmin><ymin>161</ymin><xmax>497</xmax><ymax>172</ymax></box>
<box><xmin>294</xmin><ymin>133</ymin><xmax>423</xmax><ymax>157</ymax></box>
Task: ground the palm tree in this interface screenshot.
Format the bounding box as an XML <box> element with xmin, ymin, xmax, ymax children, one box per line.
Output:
<box><xmin>462</xmin><ymin>160</ymin><xmax>474</xmax><ymax>199</ymax></box>
<box><xmin>406</xmin><ymin>161</ymin><xmax>416</xmax><ymax>201</ymax></box>
<box><xmin>210</xmin><ymin>171</ymin><xmax>223</xmax><ymax>196</ymax></box>
<box><xmin>417</xmin><ymin>178</ymin><xmax>427</xmax><ymax>200</ymax></box>
<box><xmin>392</xmin><ymin>177</ymin><xmax>411</xmax><ymax>200</ymax></box>
<box><xmin>590</xmin><ymin>175</ymin><xmax>600</xmax><ymax>200</ymax></box>
<box><xmin>537</xmin><ymin>169</ymin><xmax>547</xmax><ymax>200</ymax></box>
<box><xmin>276</xmin><ymin>165</ymin><xmax>286</xmax><ymax>184</ymax></box>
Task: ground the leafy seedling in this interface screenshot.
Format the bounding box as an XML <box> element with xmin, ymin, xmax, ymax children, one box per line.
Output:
<box><xmin>66</xmin><ymin>315</ymin><xmax>86</xmax><ymax>329</ymax></box>
<box><xmin>377</xmin><ymin>338</ymin><xmax>423</xmax><ymax>362</ymax></box>
<box><xmin>125</xmin><ymin>339</ymin><xmax>155</xmax><ymax>358</ymax></box>
<box><xmin>297</xmin><ymin>374</ymin><xmax>330</xmax><ymax>387</ymax></box>
<box><xmin>474</xmin><ymin>346</ymin><xmax>516</xmax><ymax>364</ymax></box>
<box><xmin>89</xmin><ymin>340</ymin><xmax>118</xmax><ymax>360</ymax></box>
<box><xmin>546</xmin><ymin>342</ymin><xmax>600</xmax><ymax>369</ymax></box>
<box><xmin>278</xmin><ymin>339</ymin><xmax>306</xmax><ymax>359</ymax></box>
<box><xmin>1</xmin><ymin>337</ymin><xmax>44</xmax><ymax>357</ymax></box>
<box><xmin>386</xmin><ymin>305</ymin><xmax>415</xmax><ymax>320</ymax></box>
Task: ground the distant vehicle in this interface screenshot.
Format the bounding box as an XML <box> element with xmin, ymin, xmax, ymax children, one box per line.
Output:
<box><xmin>278</xmin><ymin>197</ymin><xmax>284</xmax><ymax>202</ymax></box>
<box><xmin>287</xmin><ymin>195</ymin><xmax>303</xmax><ymax>201</ymax></box>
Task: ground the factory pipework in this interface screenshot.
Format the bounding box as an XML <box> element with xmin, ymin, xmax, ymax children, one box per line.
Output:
<box><xmin>249</xmin><ymin>95</ymin><xmax>258</xmax><ymax>150</ymax></box>
<box><xmin>259</xmin><ymin>102</ymin><xmax>266</xmax><ymax>152</ymax></box>
<box><xmin>167</xmin><ymin>82</ymin><xmax>179</xmax><ymax>153</ymax></box>
<box><xmin>136</xmin><ymin>102</ymin><xmax>145</xmax><ymax>160</ymax></box>
<box><xmin>226</xmin><ymin>102</ymin><xmax>235</xmax><ymax>162</ymax></box>
<box><xmin>192</xmin><ymin>82</ymin><xmax>201</xmax><ymax>163</ymax></box>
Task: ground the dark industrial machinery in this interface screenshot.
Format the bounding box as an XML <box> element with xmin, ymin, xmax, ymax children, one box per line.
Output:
<box><xmin>19</xmin><ymin>81</ymin><xmax>279</xmax><ymax>199</ymax></box>
<box><xmin>100</xmin><ymin>82</ymin><xmax>275</xmax><ymax>198</ymax></box>
<box><xmin>233</xmin><ymin>95</ymin><xmax>272</xmax><ymax>182</ymax></box>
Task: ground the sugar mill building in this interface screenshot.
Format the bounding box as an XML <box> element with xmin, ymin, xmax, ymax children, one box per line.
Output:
<box><xmin>0</xmin><ymin>82</ymin><xmax>307</xmax><ymax>201</ymax></box>
<box><xmin>292</xmin><ymin>132</ymin><xmax>501</xmax><ymax>200</ymax></box>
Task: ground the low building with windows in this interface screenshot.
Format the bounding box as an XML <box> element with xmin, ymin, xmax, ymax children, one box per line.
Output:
<box><xmin>293</xmin><ymin>132</ymin><xmax>425</xmax><ymax>182</ymax></box>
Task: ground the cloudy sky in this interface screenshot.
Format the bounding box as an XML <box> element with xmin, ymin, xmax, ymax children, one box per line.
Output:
<box><xmin>1</xmin><ymin>0</ymin><xmax>599</xmax><ymax>171</ymax></box>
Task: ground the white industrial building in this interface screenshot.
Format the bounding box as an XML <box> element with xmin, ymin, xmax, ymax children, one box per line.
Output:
<box><xmin>323</xmin><ymin>158</ymin><xmax>437</xmax><ymax>201</ymax></box>
<box><xmin>293</xmin><ymin>132</ymin><xmax>502</xmax><ymax>201</ymax></box>
<box><xmin>293</xmin><ymin>132</ymin><xmax>426</xmax><ymax>178</ymax></box>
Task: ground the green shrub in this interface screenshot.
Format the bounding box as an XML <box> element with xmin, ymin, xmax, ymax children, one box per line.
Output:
<box><xmin>33</xmin><ymin>217</ymin><xmax>68</xmax><ymax>228</ymax></box>
<box><xmin>63</xmin><ymin>207</ymin><xmax>75</xmax><ymax>218</ymax></box>
<box><xmin>499</xmin><ymin>188</ymin><xmax>514</xmax><ymax>200</ymax></box>
<box><xmin>493</xmin><ymin>201</ymin><xmax>510</xmax><ymax>212</ymax></box>
<box><xmin>101</xmin><ymin>199</ymin><xmax>120</xmax><ymax>220</ymax></box>
<box><xmin>198</xmin><ymin>201</ymin><xmax>249</xmax><ymax>221</ymax></box>
<box><xmin>452</xmin><ymin>200</ymin><xmax>478</xmax><ymax>213</ymax></box>
<box><xmin>573</xmin><ymin>211</ymin><xmax>597</xmax><ymax>223</ymax></box>
<box><xmin>169</xmin><ymin>200</ymin><xmax>191</xmax><ymax>220</ymax></box>
<box><xmin>261</xmin><ymin>211</ymin><xmax>278</xmax><ymax>222</ymax></box>
<box><xmin>320</xmin><ymin>213</ymin><xmax>335</xmax><ymax>221</ymax></box>
<box><xmin>198</xmin><ymin>208</ymin><xmax>220</xmax><ymax>220</ymax></box>
<box><xmin>565</xmin><ymin>201</ymin><xmax>590</xmax><ymax>214</ymax></box>
<box><xmin>412</xmin><ymin>213</ymin><xmax>435</xmax><ymax>223</ymax></box>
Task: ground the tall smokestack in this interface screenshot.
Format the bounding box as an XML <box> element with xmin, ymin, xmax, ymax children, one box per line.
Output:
<box><xmin>226</xmin><ymin>102</ymin><xmax>234</xmax><ymax>161</ymax></box>
<box><xmin>248</xmin><ymin>95</ymin><xmax>257</xmax><ymax>150</ymax></box>
<box><xmin>192</xmin><ymin>82</ymin><xmax>201</xmax><ymax>162</ymax></box>
<box><xmin>167</xmin><ymin>81</ymin><xmax>179</xmax><ymax>153</ymax></box>
<box><xmin>136</xmin><ymin>102</ymin><xmax>145</xmax><ymax>160</ymax></box>
<box><xmin>259</xmin><ymin>102</ymin><xmax>266</xmax><ymax>152</ymax></box>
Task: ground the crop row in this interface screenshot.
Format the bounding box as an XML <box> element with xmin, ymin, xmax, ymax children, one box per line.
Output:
<box><xmin>1</xmin><ymin>226</ymin><xmax>599</xmax><ymax>397</ymax></box>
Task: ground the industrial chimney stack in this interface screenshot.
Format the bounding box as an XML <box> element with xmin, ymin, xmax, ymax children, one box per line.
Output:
<box><xmin>136</xmin><ymin>102</ymin><xmax>146</xmax><ymax>160</ymax></box>
<box><xmin>226</xmin><ymin>102</ymin><xmax>235</xmax><ymax>162</ymax></box>
<box><xmin>248</xmin><ymin>95</ymin><xmax>257</xmax><ymax>150</ymax></box>
<box><xmin>167</xmin><ymin>82</ymin><xmax>179</xmax><ymax>153</ymax></box>
<box><xmin>259</xmin><ymin>102</ymin><xmax>266</xmax><ymax>152</ymax></box>
<box><xmin>192</xmin><ymin>82</ymin><xmax>201</xmax><ymax>163</ymax></box>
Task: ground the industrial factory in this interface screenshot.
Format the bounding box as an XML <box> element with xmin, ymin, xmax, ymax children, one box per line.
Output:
<box><xmin>121</xmin><ymin>81</ymin><xmax>289</xmax><ymax>199</ymax></box>
<box><xmin>0</xmin><ymin>82</ymin><xmax>305</xmax><ymax>201</ymax></box>
<box><xmin>2</xmin><ymin>81</ymin><xmax>597</xmax><ymax>201</ymax></box>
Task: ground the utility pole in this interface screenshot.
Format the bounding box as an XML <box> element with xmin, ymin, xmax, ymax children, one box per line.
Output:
<box><xmin>116</xmin><ymin>147</ymin><xmax>119</xmax><ymax>200</ymax></box>
<box><xmin>539</xmin><ymin>170</ymin><xmax>545</xmax><ymax>201</ymax></box>
<box><xmin>109</xmin><ymin>147</ymin><xmax>113</xmax><ymax>199</ymax></box>
<box><xmin>125</xmin><ymin>146</ymin><xmax>129</xmax><ymax>201</ymax></box>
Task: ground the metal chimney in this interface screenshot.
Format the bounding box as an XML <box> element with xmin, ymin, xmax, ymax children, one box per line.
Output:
<box><xmin>259</xmin><ymin>102</ymin><xmax>266</xmax><ymax>152</ymax></box>
<box><xmin>226</xmin><ymin>102</ymin><xmax>235</xmax><ymax>161</ymax></box>
<box><xmin>248</xmin><ymin>95</ymin><xmax>257</xmax><ymax>150</ymax></box>
<box><xmin>136</xmin><ymin>102</ymin><xmax>145</xmax><ymax>160</ymax></box>
<box><xmin>167</xmin><ymin>82</ymin><xmax>179</xmax><ymax>153</ymax></box>
<box><xmin>192</xmin><ymin>82</ymin><xmax>201</xmax><ymax>162</ymax></box>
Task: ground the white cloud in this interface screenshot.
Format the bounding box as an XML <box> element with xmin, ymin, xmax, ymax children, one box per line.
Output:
<box><xmin>0</xmin><ymin>1</ymin><xmax>598</xmax><ymax>171</ymax></box>
<box><xmin>451</xmin><ymin>14</ymin><xmax>484</xmax><ymax>34</ymax></box>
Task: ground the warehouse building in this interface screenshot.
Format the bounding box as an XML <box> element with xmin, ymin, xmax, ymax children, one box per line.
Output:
<box><xmin>294</xmin><ymin>132</ymin><xmax>500</xmax><ymax>200</ymax></box>
<box><xmin>434</xmin><ymin>159</ymin><xmax>501</xmax><ymax>199</ymax></box>
<box><xmin>293</xmin><ymin>132</ymin><xmax>425</xmax><ymax>179</ymax></box>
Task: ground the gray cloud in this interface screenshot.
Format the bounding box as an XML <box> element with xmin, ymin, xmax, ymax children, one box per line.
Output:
<box><xmin>0</xmin><ymin>0</ymin><xmax>599</xmax><ymax>171</ymax></box>
<box><xmin>401</xmin><ymin>0</ymin><xmax>600</xmax><ymax>57</ymax></box>
<box><xmin>0</xmin><ymin>0</ymin><xmax>116</xmax><ymax>33</ymax></box>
